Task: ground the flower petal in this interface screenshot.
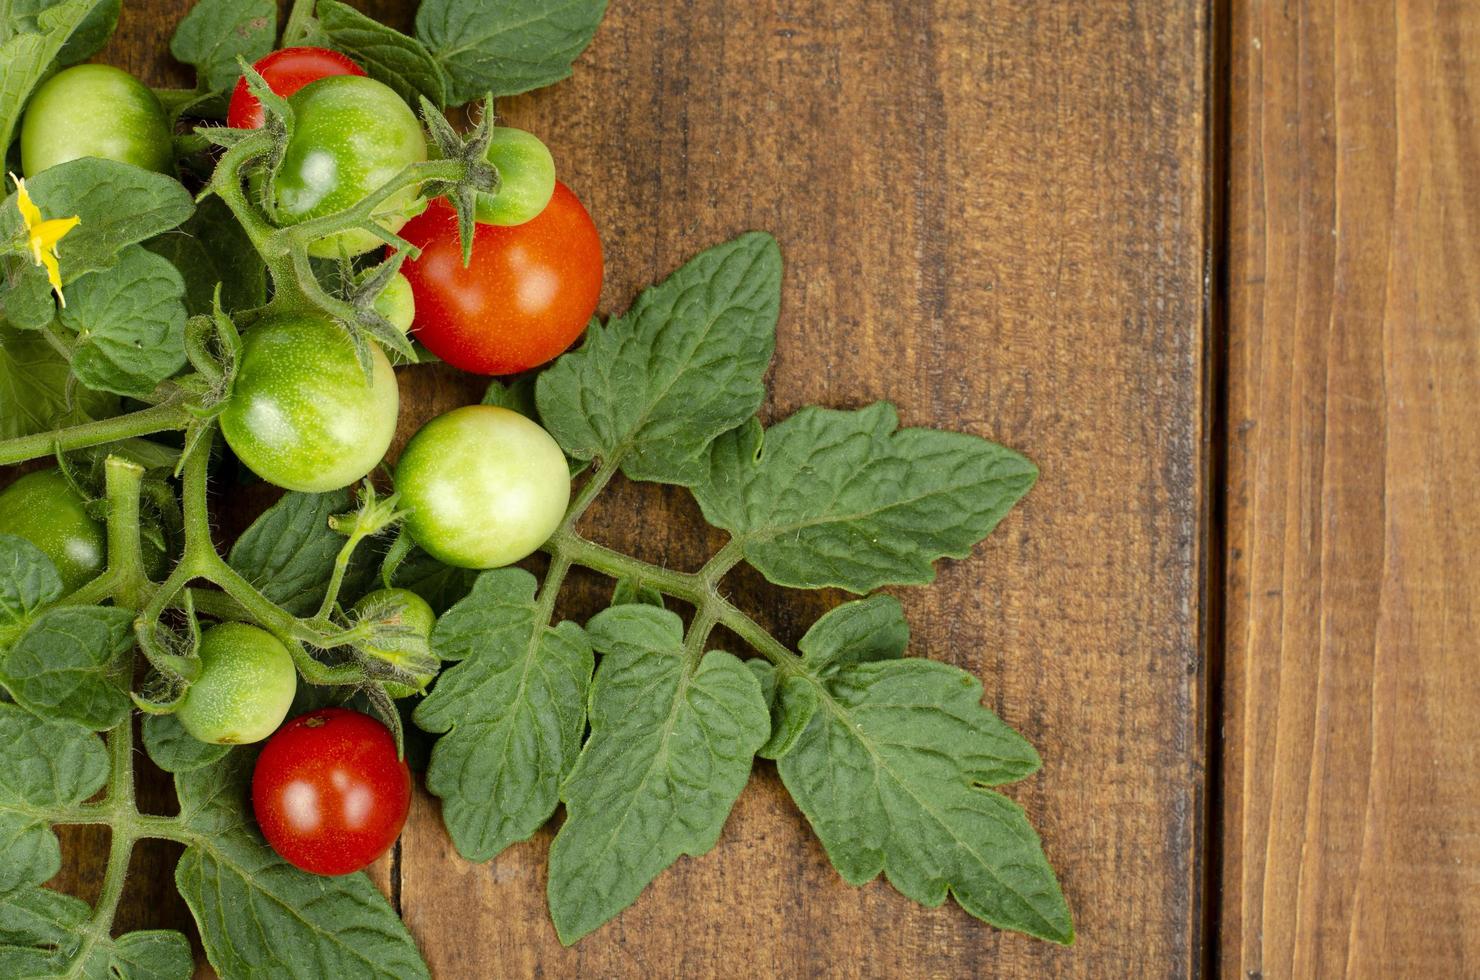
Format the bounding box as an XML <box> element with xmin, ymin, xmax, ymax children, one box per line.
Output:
<box><xmin>40</xmin><ymin>252</ymin><xmax>65</xmax><ymax>307</ymax></box>
<box><xmin>34</xmin><ymin>215</ymin><xmax>80</xmax><ymax>251</ymax></box>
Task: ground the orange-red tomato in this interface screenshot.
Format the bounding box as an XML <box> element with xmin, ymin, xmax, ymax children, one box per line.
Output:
<box><xmin>251</xmin><ymin>708</ymin><xmax>411</xmax><ymax>876</ymax></box>
<box><xmin>227</xmin><ymin>46</ymin><xmax>365</xmax><ymax>129</ymax></box>
<box><xmin>398</xmin><ymin>181</ymin><xmax>603</xmax><ymax>375</ymax></box>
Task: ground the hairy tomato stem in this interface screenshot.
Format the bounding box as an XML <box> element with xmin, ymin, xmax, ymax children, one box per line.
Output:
<box><xmin>103</xmin><ymin>456</ymin><xmax>151</xmax><ymax>608</ymax></box>
<box><xmin>280</xmin><ymin>0</ymin><xmax>317</xmax><ymax>47</ymax></box>
<box><xmin>0</xmin><ymin>401</ymin><xmax>192</xmax><ymax>466</ymax></box>
<box><xmin>545</xmin><ymin>528</ymin><xmax>807</xmax><ymax>673</ymax></box>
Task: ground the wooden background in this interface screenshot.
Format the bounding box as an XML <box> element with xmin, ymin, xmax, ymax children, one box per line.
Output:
<box><xmin>38</xmin><ymin>0</ymin><xmax>1476</xmax><ymax>977</ymax></box>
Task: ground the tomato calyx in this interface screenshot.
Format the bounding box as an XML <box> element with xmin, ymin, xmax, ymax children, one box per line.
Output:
<box><xmin>418</xmin><ymin>94</ymin><xmax>499</xmax><ymax>265</ymax></box>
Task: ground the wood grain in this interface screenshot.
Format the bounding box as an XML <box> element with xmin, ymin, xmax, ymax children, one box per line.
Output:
<box><xmin>43</xmin><ymin>0</ymin><xmax>1211</xmax><ymax>977</ymax></box>
<box><xmin>400</xmin><ymin>1</ymin><xmax>1212</xmax><ymax>977</ymax></box>
<box><xmin>1221</xmin><ymin>1</ymin><xmax>1480</xmax><ymax>977</ymax></box>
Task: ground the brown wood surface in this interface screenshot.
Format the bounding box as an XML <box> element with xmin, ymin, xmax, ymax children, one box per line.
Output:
<box><xmin>1220</xmin><ymin>1</ymin><xmax>1480</xmax><ymax>978</ymax></box>
<box><xmin>66</xmin><ymin>0</ymin><xmax>1214</xmax><ymax>975</ymax></box>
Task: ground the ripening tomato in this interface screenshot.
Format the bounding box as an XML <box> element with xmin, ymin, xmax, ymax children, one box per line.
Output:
<box><xmin>270</xmin><ymin>75</ymin><xmax>428</xmax><ymax>257</ymax></box>
<box><xmin>351</xmin><ymin>587</ymin><xmax>437</xmax><ymax>697</ymax></box>
<box><xmin>220</xmin><ymin>313</ymin><xmax>400</xmax><ymax>493</ymax></box>
<box><xmin>394</xmin><ymin>406</ymin><xmax>571</xmax><ymax>569</ymax></box>
<box><xmin>372</xmin><ymin>271</ymin><xmax>416</xmax><ymax>333</ymax></box>
<box><xmin>252</xmin><ymin>708</ymin><xmax>411</xmax><ymax>875</ymax></box>
<box><xmin>20</xmin><ymin>65</ymin><xmax>173</xmax><ymax>176</ymax></box>
<box><xmin>227</xmin><ymin>46</ymin><xmax>366</xmax><ymax>129</ymax></box>
<box><xmin>0</xmin><ymin>469</ymin><xmax>106</xmax><ymax>593</ymax></box>
<box><xmin>398</xmin><ymin>181</ymin><xmax>603</xmax><ymax>375</ymax></box>
<box><xmin>176</xmin><ymin>623</ymin><xmax>297</xmax><ymax>745</ymax></box>
<box><xmin>475</xmin><ymin>127</ymin><xmax>556</xmax><ymax>226</ymax></box>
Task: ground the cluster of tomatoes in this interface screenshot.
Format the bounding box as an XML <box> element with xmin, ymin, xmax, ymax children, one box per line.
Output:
<box><xmin>9</xmin><ymin>47</ymin><xmax>605</xmax><ymax>876</ymax></box>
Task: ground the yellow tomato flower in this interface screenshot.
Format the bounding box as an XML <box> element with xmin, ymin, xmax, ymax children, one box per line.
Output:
<box><xmin>9</xmin><ymin>172</ymin><xmax>80</xmax><ymax>307</ymax></box>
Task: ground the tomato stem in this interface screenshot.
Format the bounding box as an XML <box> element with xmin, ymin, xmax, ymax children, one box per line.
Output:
<box><xmin>544</xmin><ymin>527</ymin><xmax>808</xmax><ymax>674</ymax></box>
<box><xmin>68</xmin><ymin>723</ymin><xmax>138</xmax><ymax>973</ymax></box>
<box><xmin>0</xmin><ymin>400</ymin><xmax>192</xmax><ymax>466</ymax></box>
<box><xmin>280</xmin><ymin>0</ymin><xmax>317</xmax><ymax>48</ymax></box>
<box><xmin>103</xmin><ymin>456</ymin><xmax>151</xmax><ymax>609</ymax></box>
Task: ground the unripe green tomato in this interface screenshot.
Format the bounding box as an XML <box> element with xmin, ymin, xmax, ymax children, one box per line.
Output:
<box><xmin>373</xmin><ymin>272</ymin><xmax>415</xmax><ymax>333</ymax></box>
<box><xmin>0</xmin><ymin>469</ymin><xmax>105</xmax><ymax>593</ymax></box>
<box><xmin>177</xmin><ymin>623</ymin><xmax>297</xmax><ymax>745</ymax></box>
<box><xmin>271</xmin><ymin>75</ymin><xmax>428</xmax><ymax>257</ymax></box>
<box><xmin>475</xmin><ymin>127</ymin><xmax>556</xmax><ymax>226</ymax></box>
<box><xmin>221</xmin><ymin>314</ymin><xmax>400</xmax><ymax>493</ymax></box>
<box><xmin>352</xmin><ymin>588</ymin><xmax>436</xmax><ymax>697</ymax></box>
<box><xmin>21</xmin><ymin>65</ymin><xmax>174</xmax><ymax>176</ymax></box>
<box><xmin>394</xmin><ymin>406</ymin><xmax>570</xmax><ymax>569</ymax></box>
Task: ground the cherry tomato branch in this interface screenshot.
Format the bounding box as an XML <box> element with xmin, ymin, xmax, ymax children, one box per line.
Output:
<box><xmin>0</xmin><ymin>400</ymin><xmax>193</xmax><ymax>466</ymax></box>
<box><xmin>202</xmin><ymin>130</ymin><xmax>280</xmax><ymax>255</ymax></box>
<box><xmin>103</xmin><ymin>456</ymin><xmax>151</xmax><ymax>609</ymax></box>
<box><xmin>270</xmin><ymin>158</ymin><xmax>467</xmax><ymax>253</ymax></box>
<box><xmin>279</xmin><ymin>0</ymin><xmax>318</xmax><ymax>49</ymax></box>
<box><xmin>542</xmin><ymin>526</ymin><xmax>807</xmax><ymax>673</ymax></box>
<box><xmin>71</xmin><ymin>724</ymin><xmax>138</xmax><ymax>973</ymax></box>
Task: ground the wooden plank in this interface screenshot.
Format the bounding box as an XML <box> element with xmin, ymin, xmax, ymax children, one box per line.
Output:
<box><xmin>1222</xmin><ymin>1</ymin><xmax>1480</xmax><ymax>976</ymax></box>
<box><xmin>48</xmin><ymin>0</ymin><xmax>1214</xmax><ymax>976</ymax></box>
<box><xmin>398</xmin><ymin>2</ymin><xmax>1212</xmax><ymax>977</ymax></box>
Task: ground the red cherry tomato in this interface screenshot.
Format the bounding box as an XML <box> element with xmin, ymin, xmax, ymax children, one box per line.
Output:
<box><xmin>227</xmin><ymin>46</ymin><xmax>366</xmax><ymax>129</ymax></box>
<box><xmin>251</xmin><ymin>708</ymin><xmax>411</xmax><ymax>876</ymax></box>
<box><xmin>398</xmin><ymin>181</ymin><xmax>603</xmax><ymax>375</ymax></box>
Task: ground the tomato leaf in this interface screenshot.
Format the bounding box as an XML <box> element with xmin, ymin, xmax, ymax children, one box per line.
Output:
<box><xmin>311</xmin><ymin>0</ymin><xmax>448</xmax><ymax>108</ymax></box>
<box><xmin>173</xmin><ymin>754</ymin><xmax>429</xmax><ymax>979</ymax></box>
<box><xmin>15</xmin><ymin>158</ymin><xmax>194</xmax><ymax>284</ymax></box>
<box><xmin>0</xmin><ymin>535</ymin><xmax>62</xmax><ymax>645</ymax></box>
<box><xmin>169</xmin><ymin>0</ymin><xmax>275</xmax><ymax>93</ymax></box>
<box><xmin>415</xmin><ymin>0</ymin><xmax>608</xmax><ymax>103</ymax></box>
<box><xmin>0</xmin><ymin>884</ymin><xmax>90</xmax><ymax>975</ymax></box>
<box><xmin>147</xmin><ymin>197</ymin><xmax>267</xmax><ymax>317</ymax></box>
<box><xmin>536</xmin><ymin>232</ymin><xmax>780</xmax><ymax>486</ymax></box>
<box><xmin>0</xmin><ymin>703</ymin><xmax>108</xmax><ymax>898</ymax></box>
<box><xmin>768</xmin><ymin>599</ymin><xmax>1070</xmax><ymax>943</ymax></box>
<box><xmin>0</xmin><ymin>187</ymin><xmax>56</xmax><ymax>329</ymax></box>
<box><xmin>100</xmin><ymin>929</ymin><xmax>195</xmax><ymax>979</ymax></box>
<box><xmin>59</xmin><ymin>244</ymin><xmax>188</xmax><ymax>399</ymax></box>
<box><xmin>0</xmin><ymin>0</ymin><xmax>120</xmax><ymax>66</ymax></box>
<box><xmin>690</xmin><ymin>404</ymin><xmax>1038</xmax><ymax>593</ymax></box>
<box><xmin>0</xmin><ymin>605</ymin><xmax>135</xmax><ymax>730</ymax></box>
<box><xmin>383</xmin><ymin>544</ymin><xmax>476</xmax><ymax>614</ymax></box>
<box><xmin>0</xmin><ymin>0</ymin><xmax>109</xmax><ymax>151</ymax></box>
<box><xmin>546</xmin><ymin>604</ymin><xmax>768</xmax><ymax>944</ymax></box>
<box><xmin>0</xmin><ymin>322</ymin><xmax>118</xmax><ymax>440</ymax></box>
<box><xmin>227</xmin><ymin>488</ymin><xmax>360</xmax><ymax>617</ymax></box>
<box><xmin>413</xmin><ymin>568</ymin><xmax>593</xmax><ymax>861</ymax></box>
<box><xmin>142</xmin><ymin>713</ymin><xmax>232</xmax><ymax>774</ymax></box>
<box><xmin>0</xmin><ymin>256</ymin><xmax>56</xmax><ymax>331</ymax></box>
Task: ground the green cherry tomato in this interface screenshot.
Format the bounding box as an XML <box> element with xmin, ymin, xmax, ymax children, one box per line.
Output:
<box><xmin>395</xmin><ymin>406</ymin><xmax>570</xmax><ymax>569</ymax></box>
<box><xmin>21</xmin><ymin>65</ymin><xmax>173</xmax><ymax>176</ymax></box>
<box><xmin>352</xmin><ymin>588</ymin><xmax>436</xmax><ymax>697</ymax></box>
<box><xmin>221</xmin><ymin>314</ymin><xmax>400</xmax><ymax>493</ymax></box>
<box><xmin>271</xmin><ymin>75</ymin><xmax>428</xmax><ymax>257</ymax></box>
<box><xmin>177</xmin><ymin>622</ymin><xmax>297</xmax><ymax>745</ymax></box>
<box><xmin>0</xmin><ymin>469</ymin><xmax>105</xmax><ymax>593</ymax></box>
<box><xmin>476</xmin><ymin>127</ymin><xmax>557</xmax><ymax>226</ymax></box>
<box><xmin>372</xmin><ymin>272</ymin><xmax>415</xmax><ymax>333</ymax></box>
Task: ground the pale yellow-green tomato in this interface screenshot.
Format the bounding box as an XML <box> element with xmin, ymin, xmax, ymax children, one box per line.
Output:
<box><xmin>352</xmin><ymin>588</ymin><xmax>437</xmax><ymax>698</ymax></box>
<box><xmin>394</xmin><ymin>406</ymin><xmax>571</xmax><ymax>569</ymax></box>
<box><xmin>176</xmin><ymin>623</ymin><xmax>297</xmax><ymax>745</ymax></box>
<box><xmin>373</xmin><ymin>272</ymin><xmax>416</xmax><ymax>333</ymax></box>
<box><xmin>475</xmin><ymin>127</ymin><xmax>557</xmax><ymax>226</ymax></box>
<box><xmin>21</xmin><ymin>65</ymin><xmax>173</xmax><ymax>175</ymax></box>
